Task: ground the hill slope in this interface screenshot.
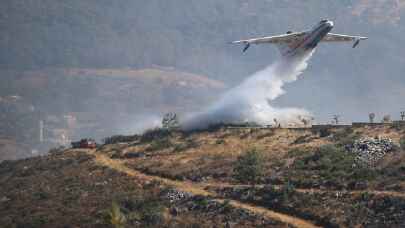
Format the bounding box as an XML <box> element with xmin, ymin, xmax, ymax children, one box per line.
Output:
<box><xmin>0</xmin><ymin>67</ymin><xmax>226</xmax><ymax>161</ymax></box>
<box><xmin>1</xmin><ymin>124</ymin><xmax>405</xmax><ymax>227</ymax></box>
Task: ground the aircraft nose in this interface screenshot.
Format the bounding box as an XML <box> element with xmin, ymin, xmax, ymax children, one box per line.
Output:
<box><xmin>327</xmin><ymin>21</ymin><xmax>334</xmax><ymax>28</ymax></box>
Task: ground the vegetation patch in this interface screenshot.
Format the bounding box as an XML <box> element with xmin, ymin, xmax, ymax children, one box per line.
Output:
<box><xmin>172</xmin><ymin>138</ymin><xmax>199</xmax><ymax>153</ymax></box>
<box><xmin>400</xmin><ymin>136</ymin><xmax>405</xmax><ymax>149</ymax></box>
<box><xmin>233</xmin><ymin>148</ymin><xmax>264</xmax><ymax>185</ymax></box>
<box><xmin>291</xmin><ymin>134</ymin><xmax>312</xmax><ymax>144</ymax></box>
<box><xmin>332</xmin><ymin>127</ymin><xmax>361</xmax><ymax>147</ymax></box>
<box><xmin>140</xmin><ymin>128</ymin><xmax>171</xmax><ymax>143</ymax></box>
<box><xmin>146</xmin><ymin>137</ymin><xmax>173</xmax><ymax>152</ymax></box>
<box><xmin>287</xmin><ymin>144</ymin><xmax>376</xmax><ymax>189</ymax></box>
<box><xmin>103</xmin><ymin>135</ymin><xmax>140</xmax><ymax>145</ymax></box>
<box><xmin>312</xmin><ymin>127</ymin><xmax>332</xmax><ymax>138</ymax></box>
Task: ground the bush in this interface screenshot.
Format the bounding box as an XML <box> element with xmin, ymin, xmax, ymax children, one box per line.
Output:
<box><xmin>281</xmin><ymin>181</ymin><xmax>296</xmax><ymax>201</ymax></box>
<box><xmin>308</xmin><ymin>145</ymin><xmax>356</xmax><ymax>175</ymax></box>
<box><xmin>333</xmin><ymin>128</ymin><xmax>360</xmax><ymax>147</ymax></box>
<box><xmin>292</xmin><ymin>135</ymin><xmax>311</xmax><ymax>144</ymax></box>
<box><xmin>48</xmin><ymin>146</ymin><xmax>66</xmax><ymax>154</ymax></box>
<box><xmin>103</xmin><ymin>135</ymin><xmax>140</xmax><ymax>145</ymax></box>
<box><xmin>105</xmin><ymin>201</ymin><xmax>127</xmax><ymax>228</ymax></box>
<box><xmin>233</xmin><ymin>148</ymin><xmax>264</xmax><ymax>185</ymax></box>
<box><xmin>172</xmin><ymin>138</ymin><xmax>198</xmax><ymax>153</ymax></box>
<box><xmin>107</xmin><ymin>197</ymin><xmax>164</xmax><ymax>227</ymax></box>
<box><xmin>162</xmin><ymin>112</ymin><xmax>180</xmax><ymax>130</ymax></box>
<box><xmin>194</xmin><ymin>197</ymin><xmax>209</xmax><ymax>208</ymax></box>
<box><xmin>221</xmin><ymin>199</ymin><xmax>232</xmax><ymax>213</ymax></box>
<box><xmin>134</xmin><ymin>200</ymin><xmax>164</xmax><ymax>225</ymax></box>
<box><xmin>290</xmin><ymin>144</ymin><xmax>376</xmax><ymax>187</ymax></box>
<box><xmin>317</xmin><ymin>127</ymin><xmax>331</xmax><ymax>138</ymax></box>
<box><xmin>141</xmin><ymin>128</ymin><xmax>170</xmax><ymax>143</ymax></box>
<box><xmin>400</xmin><ymin>136</ymin><xmax>405</xmax><ymax>149</ymax></box>
<box><xmin>287</xmin><ymin>148</ymin><xmax>309</xmax><ymax>158</ymax></box>
<box><xmin>146</xmin><ymin>138</ymin><xmax>172</xmax><ymax>151</ymax></box>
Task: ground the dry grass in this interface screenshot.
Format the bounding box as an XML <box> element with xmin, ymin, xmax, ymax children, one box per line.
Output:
<box><xmin>88</xmin><ymin>149</ymin><xmax>321</xmax><ymax>228</ymax></box>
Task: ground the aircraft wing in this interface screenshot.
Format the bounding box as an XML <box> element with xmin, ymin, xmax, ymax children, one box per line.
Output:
<box><xmin>231</xmin><ymin>32</ymin><xmax>306</xmax><ymax>52</ymax></box>
<box><xmin>322</xmin><ymin>33</ymin><xmax>368</xmax><ymax>48</ymax></box>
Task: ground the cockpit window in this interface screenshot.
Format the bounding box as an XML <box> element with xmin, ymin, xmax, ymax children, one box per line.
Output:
<box><xmin>320</xmin><ymin>19</ymin><xmax>328</xmax><ymax>23</ymax></box>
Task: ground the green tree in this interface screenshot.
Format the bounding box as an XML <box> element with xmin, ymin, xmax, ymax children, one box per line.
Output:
<box><xmin>162</xmin><ymin>112</ymin><xmax>179</xmax><ymax>130</ymax></box>
<box><xmin>233</xmin><ymin>148</ymin><xmax>264</xmax><ymax>185</ymax></box>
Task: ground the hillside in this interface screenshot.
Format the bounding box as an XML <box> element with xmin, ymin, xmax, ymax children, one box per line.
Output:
<box><xmin>0</xmin><ymin>68</ymin><xmax>226</xmax><ymax>161</ymax></box>
<box><xmin>1</xmin><ymin>124</ymin><xmax>405</xmax><ymax>227</ymax></box>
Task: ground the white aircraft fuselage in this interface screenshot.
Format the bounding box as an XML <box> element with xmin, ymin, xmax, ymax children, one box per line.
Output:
<box><xmin>232</xmin><ymin>20</ymin><xmax>367</xmax><ymax>57</ymax></box>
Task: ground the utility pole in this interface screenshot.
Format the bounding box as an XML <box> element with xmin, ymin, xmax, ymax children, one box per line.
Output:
<box><xmin>39</xmin><ymin>120</ymin><xmax>44</xmax><ymax>143</ymax></box>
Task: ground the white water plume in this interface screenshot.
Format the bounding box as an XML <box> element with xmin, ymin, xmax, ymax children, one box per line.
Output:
<box><xmin>182</xmin><ymin>51</ymin><xmax>315</xmax><ymax>130</ymax></box>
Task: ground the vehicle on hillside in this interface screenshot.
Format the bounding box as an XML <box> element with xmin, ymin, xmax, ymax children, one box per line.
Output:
<box><xmin>71</xmin><ymin>138</ymin><xmax>97</xmax><ymax>149</ymax></box>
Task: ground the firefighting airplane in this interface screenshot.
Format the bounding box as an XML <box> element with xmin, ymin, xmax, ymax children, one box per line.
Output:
<box><xmin>231</xmin><ymin>20</ymin><xmax>368</xmax><ymax>57</ymax></box>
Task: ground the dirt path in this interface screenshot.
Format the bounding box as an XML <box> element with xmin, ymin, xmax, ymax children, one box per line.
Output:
<box><xmin>86</xmin><ymin>149</ymin><xmax>321</xmax><ymax>228</ymax></box>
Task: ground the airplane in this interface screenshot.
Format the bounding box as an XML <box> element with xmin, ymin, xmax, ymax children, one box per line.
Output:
<box><xmin>231</xmin><ymin>20</ymin><xmax>368</xmax><ymax>57</ymax></box>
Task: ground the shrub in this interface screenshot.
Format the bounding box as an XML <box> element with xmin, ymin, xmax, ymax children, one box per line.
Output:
<box><xmin>233</xmin><ymin>148</ymin><xmax>264</xmax><ymax>185</ymax></box>
<box><xmin>146</xmin><ymin>138</ymin><xmax>172</xmax><ymax>151</ymax></box>
<box><xmin>281</xmin><ymin>180</ymin><xmax>296</xmax><ymax>201</ymax></box>
<box><xmin>33</xmin><ymin>191</ymin><xmax>49</xmax><ymax>200</ymax></box>
<box><xmin>400</xmin><ymin>136</ymin><xmax>405</xmax><ymax>150</ymax></box>
<box><xmin>140</xmin><ymin>128</ymin><xmax>170</xmax><ymax>143</ymax></box>
<box><xmin>172</xmin><ymin>143</ymin><xmax>188</xmax><ymax>152</ymax></box>
<box><xmin>162</xmin><ymin>112</ymin><xmax>180</xmax><ymax>130</ymax></box>
<box><xmin>310</xmin><ymin>145</ymin><xmax>356</xmax><ymax>174</ymax></box>
<box><xmin>292</xmin><ymin>135</ymin><xmax>311</xmax><ymax>144</ymax></box>
<box><xmin>194</xmin><ymin>197</ymin><xmax>209</xmax><ymax>208</ymax></box>
<box><xmin>333</xmin><ymin>128</ymin><xmax>360</xmax><ymax>147</ymax></box>
<box><xmin>29</xmin><ymin>216</ymin><xmax>49</xmax><ymax>227</ymax></box>
<box><xmin>103</xmin><ymin>135</ymin><xmax>140</xmax><ymax>145</ymax></box>
<box><xmin>290</xmin><ymin>144</ymin><xmax>376</xmax><ymax>187</ymax></box>
<box><xmin>48</xmin><ymin>146</ymin><xmax>66</xmax><ymax>154</ymax></box>
<box><xmin>287</xmin><ymin>148</ymin><xmax>308</xmax><ymax>158</ymax></box>
<box><xmin>134</xmin><ymin>200</ymin><xmax>164</xmax><ymax>225</ymax></box>
<box><xmin>221</xmin><ymin>199</ymin><xmax>232</xmax><ymax>213</ymax></box>
<box><xmin>105</xmin><ymin>201</ymin><xmax>127</xmax><ymax>228</ymax></box>
<box><xmin>314</xmin><ymin>127</ymin><xmax>331</xmax><ymax>138</ymax></box>
<box><xmin>112</xmin><ymin>197</ymin><xmax>164</xmax><ymax>226</ymax></box>
<box><xmin>172</xmin><ymin>138</ymin><xmax>198</xmax><ymax>153</ymax></box>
